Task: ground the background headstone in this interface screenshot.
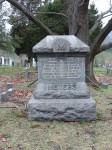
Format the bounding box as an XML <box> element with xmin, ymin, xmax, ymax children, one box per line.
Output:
<box><xmin>1</xmin><ymin>92</ymin><xmax>8</xmax><ymax>102</ymax></box>
<box><xmin>7</xmin><ymin>83</ymin><xmax>13</xmax><ymax>89</ymax></box>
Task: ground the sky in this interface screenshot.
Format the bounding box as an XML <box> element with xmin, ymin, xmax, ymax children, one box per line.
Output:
<box><xmin>2</xmin><ymin>1</ymin><xmax>12</xmax><ymax>31</ymax></box>
<box><xmin>90</xmin><ymin>0</ymin><xmax>110</xmax><ymax>12</ymax></box>
<box><xmin>90</xmin><ymin>0</ymin><xmax>111</xmax><ymax>26</ymax></box>
<box><xmin>90</xmin><ymin>0</ymin><xmax>112</xmax><ymax>41</ymax></box>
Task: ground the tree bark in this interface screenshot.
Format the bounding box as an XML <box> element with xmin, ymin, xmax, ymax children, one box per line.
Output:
<box><xmin>63</xmin><ymin>0</ymin><xmax>89</xmax><ymax>44</ymax></box>
<box><xmin>63</xmin><ymin>0</ymin><xmax>99</xmax><ymax>82</ymax></box>
<box><xmin>86</xmin><ymin>56</ymin><xmax>97</xmax><ymax>82</ymax></box>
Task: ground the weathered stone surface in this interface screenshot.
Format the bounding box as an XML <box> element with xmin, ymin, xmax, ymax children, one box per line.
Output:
<box><xmin>27</xmin><ymin>96</ymin><xmax>96</xmax><ymax>121</ymax></box>
<box><xmin>7</xmin><ymin>83</ymin><xmax>13</xmax><ymax>89</ymax></box>
<box><xmin>1</xmin><ymin>92</ymin><xmax>8</xmax><ymax>102</ymax></box>
<box><xmin>34</xmin><ymin>82</ymin><xmax>90</xmax><ymax>99</ymax></box>
<box><xmin>27</xmin><ymin>35</ymin><xmax>96</xmax><ymax>121</ymax></box>
<box><xmin>33</xmin><ymin>35</ymin><xmax>90</xmax><ymax>53</ymax></box>
<box><xmin>7</xmin><ymin>88</ymin><xmax>13</xmax><ymax>96</ymax></box>
<box><xmin>102</xmin><ymin>83</ymin><xmax>108</xmax><ymax>89</ymax></box>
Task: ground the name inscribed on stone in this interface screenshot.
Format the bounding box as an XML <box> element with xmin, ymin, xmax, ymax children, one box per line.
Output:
<box><xmin>47</xmin><ymin>83</ymin><xmax>76</xmax><ymax>91</ymax></box>
<box><xmin>41</xmin><ymin>57</ymin><xmax>83</xmax><ymax>79</ymax></box>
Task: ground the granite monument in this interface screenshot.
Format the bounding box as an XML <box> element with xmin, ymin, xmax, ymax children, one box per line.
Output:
<box><xmin>27</xmin><ymin>35</ymin><xmax>96</xmax><ymax>121</ymax></box>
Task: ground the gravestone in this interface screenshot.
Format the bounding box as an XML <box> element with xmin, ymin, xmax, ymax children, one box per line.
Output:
<box><xmin>27</xmin><ymin>35</ymin><xmax>96</xmax><ymax>121</ymax></box>
<box><xmin>1</xmin><ymin>92</ymin><xmax>8</xmax><ymax>102</ymax></box>
<box><xmin>7</xmin><ymin>83</ymin><xmax>13</xmax><ymax>89</ymax></box>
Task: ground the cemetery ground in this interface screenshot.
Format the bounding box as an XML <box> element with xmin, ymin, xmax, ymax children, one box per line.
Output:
<box><xmin>0</xmin><ymin>66</ymin><xmax>112</xmax><ymax>150</ymax></box>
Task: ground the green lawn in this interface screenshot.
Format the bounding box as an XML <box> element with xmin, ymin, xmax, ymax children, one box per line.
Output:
<box><xmin>94</xmin><ymin>67</ymin><xmax>107</xmax><ymax>74</ymax></box>
<box><xmin>0</xmin><ymin>66</ymin><xmax>36</xmax><ymax>77</ymax></box>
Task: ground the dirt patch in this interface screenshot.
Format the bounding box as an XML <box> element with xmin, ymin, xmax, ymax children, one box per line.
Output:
<box><xmin>95</xmin><ymin>73</ymin><xmax>112</xmax><ymax>84</ymax></box>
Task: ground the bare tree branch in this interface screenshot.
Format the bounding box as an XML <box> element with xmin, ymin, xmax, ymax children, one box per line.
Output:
<box><xmin>89</xmin><ymin>5</ymin><xmax>112</xmax><ymax>36</ymax></box>
<box><xmin>89</xmin><ymin>18</ymin><xmax>112</xmax><ymax>60</ymax></box>
<box><xmin>96</xmin><ymin>42</ymin><xmax>112</xmax><ymax>55</ymax></box>
<box><xmin>103</xmin><ymin>14</ymin><xmax>112</xmax><ymax>18</ymax></box>
<box><xmin>89</xmin><ymin>20</ymin><xmax>101</xmax><ymax>37</ymax></box>
<box><xmin>34</xmin><ymin>12</ymin><xmax>68</xmax><ymax>19</ymax></box>
<box><xmin>7</xmin><ymin>10</ymin><xmax>68</xmax><ymax>27</ymax></box>
<box><xmin>79</xmin><ymin>0</ymin><xmax>88</xmax><ymax>6</ymax></box>
<box><xmin>6</xmin><ymin>0</ymin><xmax>54</xmax><ymax>35</ymax></box>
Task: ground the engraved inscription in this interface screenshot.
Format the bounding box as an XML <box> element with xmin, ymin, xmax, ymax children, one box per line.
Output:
<box><xmin>41</xmin><ymin>57</ymin><xmax>82</xmax><ymax>79</ymax></box>
<box><xmin>53</xmin><ymin>38</ymin><xmax>69</xmax><ymax>52</ymax></box>
<box><xmin>47</xmin><ymin>83</ymin><xmax>76</xmax><ymax>91</ymax></box>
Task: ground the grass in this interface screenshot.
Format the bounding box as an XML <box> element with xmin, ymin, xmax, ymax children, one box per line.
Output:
<box><xmin>0</xmin><ymin>66</ymin><xmax>112</xmax><ymax>150</ymax></box>
<box><xmin>0</xmin><ymin>66</ymin><xmax>36</xmax><ymax>77</ymax></box>
<box><xmin>94</xmin><ymin>67</ymin><xmax>107</xmax><ymax>74</ymax></box>
<box><xmin>0</xmin><ymin>101</ymin><xmax>112</xmax><ymax>150</ymax></box>
<box><xmin>0</xmin><ymin>66</ymin><xmax>23</xmax><ymax>76</ymax></box>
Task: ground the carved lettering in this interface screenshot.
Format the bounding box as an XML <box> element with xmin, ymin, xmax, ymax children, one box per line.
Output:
<box><xmin>41</xmin><ymin>57</ymin><xmax>83</xmax><ymax>79</ymax></box>
<box><xmin>47</xmin><ymin>83</ymin><xmax>76</xmax><ymax>91</ymax></box>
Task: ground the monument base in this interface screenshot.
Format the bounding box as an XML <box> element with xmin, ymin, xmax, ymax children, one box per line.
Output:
<box><xmin>27</xmin><ymin>96</ymin><xmax>96</xmax><ymax>121</ymax></box>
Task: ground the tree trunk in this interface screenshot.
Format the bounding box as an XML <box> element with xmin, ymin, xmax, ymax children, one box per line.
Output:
<box><xmin>64</xmin><ymin>0</ymin><xmax>89</xmax><ymax>44</ymax></box>
<box><xmin>86</xmin><ymin>56</ymin><xmax>97</xmax><ymax>82</ymax></box>
<box><xmin>64</xmin><ymin>0</ymin><xmax>94</xmax><ymax>82</ymax></box>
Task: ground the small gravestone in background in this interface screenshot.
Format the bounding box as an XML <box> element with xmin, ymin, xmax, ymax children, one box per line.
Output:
<box><xmin>27</xmin><ymin>35</ymin><xmax>96</xmax><ymax>121</ymax></box>
<box><xmin>1</xmin><ymin>92</ymin><xmax>8</xmax><ymax>102</ymax></box>
<box><xmin>7</xmin><ymin>83</ymin><xmax>13</xmax><ymax>89</ymax></box>
<box><xmin>107</xmin><ymin>65</ymin><xmax>112</xmax><ymax>75</ymax></box>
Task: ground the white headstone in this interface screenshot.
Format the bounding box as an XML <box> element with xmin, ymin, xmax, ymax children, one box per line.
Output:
<box><xmin>1</xmin><ymin>57</ymin><xmax>4</xmax><ymax>65</ymax></box>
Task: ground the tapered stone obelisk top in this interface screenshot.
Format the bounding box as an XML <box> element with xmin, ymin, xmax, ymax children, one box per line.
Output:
<box><xmin>33</xmin><ymin>35</ymin><xmax>90</xmax><ymax>53</ymax></box>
